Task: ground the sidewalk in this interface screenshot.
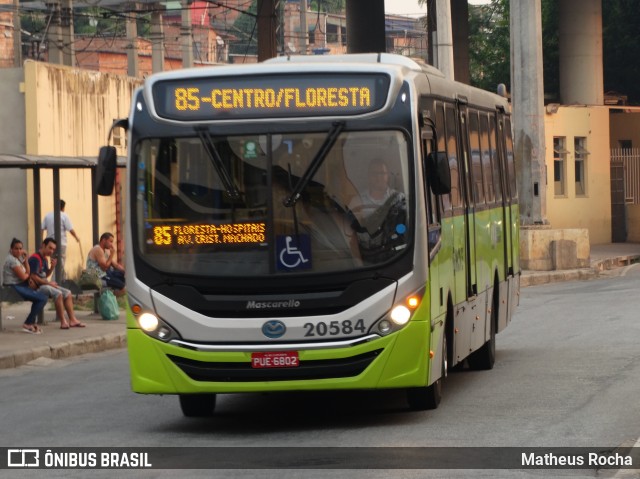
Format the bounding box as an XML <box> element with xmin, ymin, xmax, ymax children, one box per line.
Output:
<box><xmin>521</xmin><ymin>242</ymin><xmax>640</xmax><ymax>287</ymax></box>
<box><xmin>0</xmin><ymin>301</ymin><xmax>126</xmax><ymax>370</ymax></box>
<box><xmin>1</xmin><ymin>243</ymin><xmax>639</xmax><ymax>371</ymax></box>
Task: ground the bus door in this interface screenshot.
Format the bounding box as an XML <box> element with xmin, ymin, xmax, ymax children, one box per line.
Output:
<box><xmin>444</xmin><ymin>103</ymin><xmax>467</xmax><ymax>305</ymax></box>
<box><xmin>419</xmin><ymin>110</ymin><xmax>445</xmax><ymax>323</ymax></box>
<box><xmin>456</xmin><ymin>101</ymin><xmax>478</xmax><ymax>299</ymax></box>
<box><xmin>496</xmin><ymin>113</ymin><xmax>516</xmax><ymax>277</ymax></box>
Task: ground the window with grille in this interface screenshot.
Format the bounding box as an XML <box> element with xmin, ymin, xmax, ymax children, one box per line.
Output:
<box><xmin>553</xmin><ymin>137</ymin><xmax>568</xmax><ymax>196</ymax></box>
<box><xmin>574</xmin><ymin>137</ymin><xmax>588</xmax><ymax>197</ymax></box>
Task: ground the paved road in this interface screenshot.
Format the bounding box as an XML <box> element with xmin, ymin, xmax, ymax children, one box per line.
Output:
<box><xmin>2</xmin><ymin>265</ymin><xmax>640</xmax><ymax>478</ymax></box>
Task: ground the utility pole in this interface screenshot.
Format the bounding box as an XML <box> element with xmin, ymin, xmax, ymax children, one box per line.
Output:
<box><xmin>150</xmin><ymin>3</ymin><xmax>164</xmax><ymax>73</ymax></box>
<box><xmin>435</xmin><ymin>0</ymin><xmax>454</xmax><ymax>79</ymax></box>
<box><xmin>511</xmin><ymin>0</ymin><xmax>546</xmax><ymax>225</ymax></box>
<box><xmin>299</xmin><ymin>0</ymin><xmax>308</xmax><ymax>54</ymax></box>
<box><xmin>346</xmin><ymin>0</ymin><xmax>385</xmax><ymax>54</ymax></box>
<box><xmin>46</xmin><ymin>0</ymin><xmax>75</xmax><ymax>66</ymax></box>
<box><xmin>125</xmin><ymin>2</ymin><xmax>139</xmax><ymax>77</ymax></box>
<box><xmin>13</xmin><ymin>0</ymin><xmax>21</xmax><ymax>66</ymax></box>
<box><xmin>257</xmin><ymin>0</ymin><xmax>277</xmax><ymax>61</ymax></box>
<box><xmin>181</xmin><ymin>0</ymin><xmax>193</xmax><ymax>68</ymax></box>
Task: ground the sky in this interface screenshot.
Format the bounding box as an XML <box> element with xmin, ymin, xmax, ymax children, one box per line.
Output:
<box><xmin>384</xmin><ymin>0</ymin><xmax>489</xmax><ymax>17</ymax></box>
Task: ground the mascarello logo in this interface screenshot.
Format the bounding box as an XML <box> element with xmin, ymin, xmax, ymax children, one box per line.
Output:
<box><xmin>7</xmin><ymin>449</ymin><xmax>39</xmax><ymax>468</ymax></box>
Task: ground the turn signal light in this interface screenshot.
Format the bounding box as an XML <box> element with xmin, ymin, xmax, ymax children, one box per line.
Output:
<box><xmin>407</xmin><ymin>296</ymin><xmax>420</xmax><ymax>309</ymax></box>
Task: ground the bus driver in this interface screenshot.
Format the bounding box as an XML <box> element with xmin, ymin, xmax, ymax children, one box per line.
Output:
<box><xmin>348</xmin><ymin>158</ymin><xmax>407</xmax><ymax>263</ymax></box>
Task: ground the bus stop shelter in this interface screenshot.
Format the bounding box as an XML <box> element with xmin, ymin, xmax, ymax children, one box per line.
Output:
<box><xmin>0</xmin><ymin>153</ymin><xmax>126</xmax><ymax>282</ymax></box>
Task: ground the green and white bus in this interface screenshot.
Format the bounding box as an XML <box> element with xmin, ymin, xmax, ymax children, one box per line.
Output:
<box><xmin>99</xmin><ymin>53</ymin><xmax>520</xmax><ymax>416</ymax></box>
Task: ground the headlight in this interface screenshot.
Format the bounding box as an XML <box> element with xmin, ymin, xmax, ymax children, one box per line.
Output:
<box><xmin>373</xmin><ymin>289</ymin><xmax>425</xmax><ymax>336</ymax></box>
<box><xmin>390</xmin><ymin>305</ymin><xmax>411</xmax><ymax>325</ymax></box>
<box><xmin>139</xmin><ymin>313</ymin><xmax>159</xmax><ymax>332</ymax></box>
<box><xmin>129</xmin><ymin>296</ymin><xmax>181</xmax><ymax>342</ymax></box>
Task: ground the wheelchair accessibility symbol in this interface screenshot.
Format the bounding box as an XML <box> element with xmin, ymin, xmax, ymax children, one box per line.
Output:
<box><xmin>277</xmin><ymin>235</ymin><xmax>312</xmax><ymax>271</ymax></box>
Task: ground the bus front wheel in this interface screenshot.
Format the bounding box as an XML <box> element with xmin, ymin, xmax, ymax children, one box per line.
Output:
<box><xmin>406</xmin><ymin>335</ymin><xmax>447</xmax><ymax>411</ymax></box>
<box><xmin>179</xmin><ymin>394</ymin><xmax>217</xmax><ymax>417</ymax></box>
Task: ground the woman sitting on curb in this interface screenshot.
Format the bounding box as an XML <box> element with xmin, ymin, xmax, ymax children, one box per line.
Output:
<box><xmin>2</xmin><ymin>238</ymin><xmax>48</xmax><ymax>334</ymax></box>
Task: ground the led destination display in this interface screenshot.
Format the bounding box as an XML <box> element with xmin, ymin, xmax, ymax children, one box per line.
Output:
<box><xmin>150</xmin><ymin>222</ymin><xmax>266</xmax><ymax>247</ymax></box>
<box><xmin>152</xmin><ymin>73</ymin><xmax>390</xmax><ymax>120</ymax></box>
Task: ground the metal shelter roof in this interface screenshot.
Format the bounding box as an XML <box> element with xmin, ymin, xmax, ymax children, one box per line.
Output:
<box><xmin>0</xmin><ymin>154</ymin><xmax>126</xmax><ymax>168</ymax></box>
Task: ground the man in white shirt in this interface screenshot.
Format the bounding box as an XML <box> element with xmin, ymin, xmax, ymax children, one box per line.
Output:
<box><xmin>41</xmin><ymin>199</ymin><xmax>80</xmax><ymax>282</ymax></box>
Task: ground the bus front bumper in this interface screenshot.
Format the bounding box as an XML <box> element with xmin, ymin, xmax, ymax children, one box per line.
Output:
<box><xmin>127</xmin><ymin>321</ymin><xmax>433</xmax><ymax>394</ymax></box>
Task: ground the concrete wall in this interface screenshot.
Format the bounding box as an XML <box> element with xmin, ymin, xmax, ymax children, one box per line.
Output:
<box><xmin>544</xmin><ymin>105</ymin><xmax>611</xmax><ymax>244</ymax></box>
<box><xmin>0</xmin><ymin>68</ymin><xmax>29</xmax><ymax>257</ymax></box>
<box><xmin>520</xmin><ymin>227</ymin><xmax>590</xmax><ymax>271</ymax></box>
<box><xmin>0</xmin><ymin>68</ymin><xmax>26</xmax><ymax>153</ymax></box>
<box><xmin>0</xmin><ymin>61</ymin><xmax>141</xmax><ymax>279</ymax></box>
<box><xmin>609</xmin><ymin>112</ymin><xmax>640</xmax><ymax>149</ymax></box>
<box><xmin>627</xmin><ymin>205</ymin><xmax>640</xmax><ymax>242</ymax></box>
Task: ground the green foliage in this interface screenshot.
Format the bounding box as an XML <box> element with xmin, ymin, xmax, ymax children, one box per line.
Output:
<box><xmin>468</xmin><ymin>0</ymin><xmax>510</xmax><ymax>92</ymax></box>
<box><xmin>540</xmin><ymin>0</ymin><xmax>559</xmax><ymax>101</ymax></box>
<box><xmin>469</xmin><ymin>0</ymin><xmax>640</xmax><ymax>105</ymax></box>
<box><xmin>20</xmin><ymin>11</ymin><xmax>45</xmax><ymax>37</ymax></box>
<box><xmin>603</xmin><ymin>0</ymin><xmax>640</xmax><ymax>104</ymax></box>
<box><xmin>309</xmin><ymin>0</ymin><xmax>345</xmax><ymax>14</ymax></box>
<box><xmin>229</xmin><ymin>0</ymin><xmax>258</xmax><ymax>57</ymax></box>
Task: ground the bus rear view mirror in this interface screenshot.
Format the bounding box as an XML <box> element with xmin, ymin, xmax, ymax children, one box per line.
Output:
<box><xmin>427</xmin><ymin>151</ymin><xmax>451</xmax><ymax>195</ymax></box>
<box><xmin>95</xmin><ymin>145</ymin><xmax>117</xmax><ymax>196</ymax></box>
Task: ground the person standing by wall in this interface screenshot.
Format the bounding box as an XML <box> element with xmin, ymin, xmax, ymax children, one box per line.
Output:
<box><xmin>41</xmin><ymin>199</ymin><xmax>80</xmax><ymax>282</ymax></box>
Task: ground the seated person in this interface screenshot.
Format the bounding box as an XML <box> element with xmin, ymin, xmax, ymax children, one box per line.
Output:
<box><xmin>86</xmin><ymin>232</ymin><xmax>125</xmax><ymax>295</ymax></box>
<box><xmin>2</xmin><ymin>238</ymin><xmax>48</xmax><ymax>334</ymax></box>
<box><xmin>29</xmin><ymin>237</ymin><xmax>86</xmax><ymax>329</ymax></box>
<box><xmin>348</xmin><ymin>159</ymin><xmax>407</xmax><ymax>263</ymax></box>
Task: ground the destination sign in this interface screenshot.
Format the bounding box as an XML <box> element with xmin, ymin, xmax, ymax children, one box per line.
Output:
<box><xmin>150</xmin><ymin>222</ymin><xmax>266</xmax><ymax>247</ymax></box>
<box><xmin>151</xmin><ymin>73</ymin><xmax>390</xmax><ymax>121</ymax></box>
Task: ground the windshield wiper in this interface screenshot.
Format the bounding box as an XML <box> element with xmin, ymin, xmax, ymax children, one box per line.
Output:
<box><xmin>283</xmin><ymin>121</ymin><xmax>345</xmax><ymax>207</ymax></box>
<box><xmin>195</xmin><ymin>127</ymin><xmax>241</xmax><ymax>201</ymax></box>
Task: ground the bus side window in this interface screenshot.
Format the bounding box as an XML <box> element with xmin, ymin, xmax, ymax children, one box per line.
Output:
<box><xmin>468</xmin><ymin>110</ymin><xmax>484</xmax><ymax>206</ymax></box>
<box><xmin>489</xmin><ymin>114</ymin><xmax>503</xmax><ymax>202</ymax></box>
<box><xmin>435</xmin><ymin>102</ymin><xmax>451</xmax><ymax>213</ymax></box>
<box><xmin>504</xmin><ymin>118</ymin><xmax>518</xmax><ymax>199</ymax></box>
<box><xmin>445</xmin><ymin>104</ymin><xmax>461</xmax><ymax>209</ymax></box>
<box><xmin>479</xmin><ymin>113</ymin><xmax>495</xmax><ymax>204</ymax></box>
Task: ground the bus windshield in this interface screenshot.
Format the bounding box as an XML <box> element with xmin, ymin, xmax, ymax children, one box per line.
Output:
<box><xmin>134</xmin><ymin>130</ymin><xmax>411</xmax><ymax>277</ymax></box>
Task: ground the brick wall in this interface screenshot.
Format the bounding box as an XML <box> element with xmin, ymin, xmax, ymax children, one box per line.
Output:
<box><xmin>0</xmin><ymin>0</ymin><xmax>15</xmax><ymax>67</ymax></box>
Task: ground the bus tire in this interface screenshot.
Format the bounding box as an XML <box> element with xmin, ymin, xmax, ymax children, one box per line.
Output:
<box><xmin>467</xmin><ymin>291</ymin><xmax>497</xmax><ymax>371</ymax></box>
<box><xmin>179</xmin><ymin>393</ymin><xmax>217</xmax><ymax>417</ymax></box>
<box><xmin>406</xmin><ymin>334</ymin><xmax>446</xmax><ymax>411</ymax></box>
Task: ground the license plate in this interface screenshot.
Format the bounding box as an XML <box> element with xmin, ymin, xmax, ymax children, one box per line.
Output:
<box><xmin>251</xmin><ymin>351</ymin><xmax>299</xmax><ymax>369</ymax></box>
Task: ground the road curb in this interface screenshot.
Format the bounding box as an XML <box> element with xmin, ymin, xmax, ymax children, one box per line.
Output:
<box><xmin>0</xmin><ymin>332</ymin><xmax>127</xmax><ymax>370</ymax></box>
<box><xmin>521</xmin><ymin>268</ymin><xmax>597</xmax><ymax>287</ymax></box>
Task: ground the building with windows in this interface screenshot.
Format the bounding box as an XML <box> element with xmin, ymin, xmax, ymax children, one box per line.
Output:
<box><xmin>543</xmin><ymin>106</ymin><xmax>611</xmax><ymax>245</ymax></box>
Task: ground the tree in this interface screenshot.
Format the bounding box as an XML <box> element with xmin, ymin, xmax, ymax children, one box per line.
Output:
<box><xmin>309</xmin><ymin>0</ymin><xmax>345</xmax><ymax>14</ymax></box>
<box><xmin>228</xmin><ymin>0</ymin><xmax>258</xmax><ymax>57</ymax></box>
<box><xmin>467</xmin><ymin>0</ymin><xmax>640</xmax><ymax>105</ymax></box>
<box><xmin>468</xmin><ymin>0</ymin><xmax>510</xmax><ymax>92</ymax></box>
<box><xmin>603</xmin><ymin>0</ymin><xmax>640</xmax><ymax>104</ymax></box>
<box><xmin>467</xmin><ymin>0</ymin><xmax>558</xmax><ymax>97</ymax></box>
